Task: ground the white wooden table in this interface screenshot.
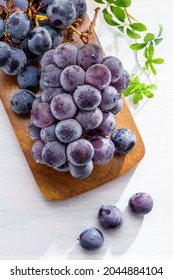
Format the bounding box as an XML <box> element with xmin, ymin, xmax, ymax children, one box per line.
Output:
<box><xmin>0</xmin><ymin>0</ymin><xmax>173</xmax><ymax>260</ymax></box>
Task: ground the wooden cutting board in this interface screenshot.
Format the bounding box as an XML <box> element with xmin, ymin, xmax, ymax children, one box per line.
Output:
<box><xmin>0</xmin><ymin>15</ymin><xmax>145</xmax><ymax>200</ymax></box>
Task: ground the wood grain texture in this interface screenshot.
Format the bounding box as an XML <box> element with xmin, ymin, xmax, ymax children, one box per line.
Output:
<box><xmin>0</xmin><ymin>15</ymin><xmax>145</xmax><ymax>200</ymax></box>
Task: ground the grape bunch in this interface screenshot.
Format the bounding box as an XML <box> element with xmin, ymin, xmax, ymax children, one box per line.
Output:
<box><xmin>0</xmin><ymin>0</ymin><xmax>87</xmax><ymax>75</ymax></box>
<box><xmin>26</xmin><ymin>42</ymin><xmax>136</xmax><ymax>179</ymax></box>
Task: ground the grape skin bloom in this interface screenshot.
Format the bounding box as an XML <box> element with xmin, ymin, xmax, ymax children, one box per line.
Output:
<box><xmin>50</xmin><ymin>93</ymin><xmax>77</xmax><ymax>120</ymax></box>
<box><xmin>85</xmin><ymin>64</ymin><xmax>111</xmax><ymax>90</ymax></box>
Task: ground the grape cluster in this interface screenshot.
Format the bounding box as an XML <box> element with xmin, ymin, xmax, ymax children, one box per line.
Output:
<box><xmin>27</xmin><ymin>42</ymin><xmax>135</xmax><ymax>179</ymax></box>
<box><xmin>0</xmin><ymin>0</ymin><xmax>87</xmax><ymax>75</ymax></box>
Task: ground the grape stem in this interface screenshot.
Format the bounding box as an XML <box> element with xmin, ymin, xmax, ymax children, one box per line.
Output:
<box><xmin>69</xmin><ymin>7</ymin><xmax>100</xmax><ymax>44</ymax></box>
<box><xmin>87</xmin><ymin>7</ymin><xmax>100</xmax><ymax>43</ymax></box>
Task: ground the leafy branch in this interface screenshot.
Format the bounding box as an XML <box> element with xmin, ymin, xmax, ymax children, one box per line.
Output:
<box><xmin>94</xmin><ymin>0</ymin><xmax>164</xmax><ymax>104</ymax></box>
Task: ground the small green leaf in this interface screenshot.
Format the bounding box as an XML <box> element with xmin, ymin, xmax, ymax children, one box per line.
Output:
<box><xmin>145</xmin><ymin>60</ymin><xmax>150</xmax><ymax>70</ymax></box>
<box><xmin>123</xmin><ymin>86</ymin><xmax>135</xmax><ymax>96</ymax></box>
<box><xmin>146</xmin><ymin>84</ymin><xmax>157</xmax><ymax>90</ymax></box>
<box><xmin>149</xmin><ymin>62</ymin><xmax>157</xmax><ymax>75</ymax></box>
<box><xmin>94</xmin><ymin>0</ymin><xmax>105</xmax><ymax>3</ymax></box>
<box><xmin>133</xmin><ymin>93</ymin><xmax>140</xmax><ymax>104</ymax></box>
<box><xmin>126</xmin><ymin>28</ymin><xmax>141</xmax><ymax>39</ymax></box>
<box><xmin>143</xmin><ymin>47</ymin><xmax>148</xmax><ymax>58</ymax></box>
<box><xmin>131</xmin><ymin>74</ymin><xmax>139</xmax><ymax>83</ymax></box>
<box><xmin>143</xmin><ymin>91</ymin><xmax>154</xmax><ymax>98</ymax></box>
<box><xmin>110</xmin><ymin>6</ymin><xmax>125</xmax><ymax>22</ymax></box>
<box><xmin>118</xmin><ymin>25</ymin><xmax>124</xmax><ymax>32</ymax></box>
<box><xmin>144</xmin><ymin>33</ymin><xmax>154</xmax><ymax>42</ymax></box>
<box><xmin>151</xmin><ymin>58</ymin><xmax>164</xmax><ymax>64</ymax></box>
<box><xmin>114</xmin><ymin>0</ymin><xmax>131</xmax><ymax>7</ymax></box>
<box><xmin>148</xmin><ymin>42</ymin><xmax>154</xmax><ymax>59</ymax></box>
<box><xmin>130</xmin><ymin>43</ymin><xmax>147</xmax><ymax>50</ymax></box>
<box><xmin>158</xmin><ymin>24</ymin><xmax>163</xmax><ymax>37</ymax></box>
<box><xmin>106</xmin><ymin>0</ymin><xmax>115</xmax><ymax>3</ymax></box>
<box><xmin>154</xmin><ymin>38</ymin><xmax>163</xmax><ymax>45</ymax></box>
<box><xmin>129</xmin><ymin>23</ymin><xmax>147</xmax><ymax>32</ymax></box>
<box><xmin>102</xmin><ymin>9</ymin><xmax>120</xmax><ymax>26</ymax></box>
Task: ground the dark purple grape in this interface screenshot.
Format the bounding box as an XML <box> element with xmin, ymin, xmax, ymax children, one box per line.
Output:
<box><xmin>40</xmin><ymin>63</ymin><xmax>62</xmax><ymax>89</ymax></box>
<box><xmin>102</xmin><ymin>56</ymin><xmax>123</xmax><ymax>83</ymax></box>
<box><xmin>42</xmin><ymin>140</ymin><xmax>66</xmax><ymax>167</ymax></box>
<box><xmin>90</xmin><ymin>137</ymin><xmax>115</xmax><ymax>165</ymax></box>
<box><xmin>75</xmin><ymin>108</ymin><xmax>103</xmax><ymax>130</ymax></box>
<box><xmin>69</xmin><ymin>0</ymin><xmax>87</xmax><ymax>18</ymax></box>
<box><xmin>100</xmin><ymin>86</ymin><xmax>119</xmax><ymax>111</ymax></box>
<box><xmin>50</xmin><ymin>93</ymin><xmax>77</xmax><ymax>120</ymax></box>
<box><xmin>6</xmin><ymin>11</ymin><xmax>30</xmax><ymax>40</ymax></box>
<box><xmin>78</xmin><ymin>227</ymin><xmax>104</xmax><ymax>251</ymax></box>
<box><xmin>111</xmin><ymin>128</ymin><xmax>136</xmax><ymax>155</ymax></box>
<box><xmin>55</xmin><ymin>119</ymin><xmax>82</xmax><ymax>143</ymax></box>
<box><xmin>0</xmin><ymin>18</ymin><xmax>5</xmax><ymax>38</ymax></box>
<box><xmin>12</xmin><ymin>0</ymin><xmax>29</xmax><ymax>12</ymax></box>
<box><xmin>53</xmin><ymin>42</ymin><xmax>78</xmax><ymax>69</ymax></box>
<box><xmin>28</xmin><ymin>27</ymin><xmax>52</xmax><ymax>55</ymax></box>
<box><xmin>31</xmin><ymin>103</ymin><xmax>56</xmax><ymax>128</ymax></box>
<box><xmin>40</xmin><ymin>124</ymin><xmax>57</xmax><ymax>142</ymax></box>
<box><xmin>109</xmin><ymin>96</ymin><xmax>123</xmax><ymax>115</ymax></box>
<box><xmin>41</xmin><ymin>88</ymin><xmax>66</xmax><ymax>103</ymax></box>
<box><xmin>98</xmin><ymin>205</ymin><xmax>123</xmax><ymax>230</ymax></box>
<box><xmin>128</xmin><ymin>192</ymin><xmax>153</xmax><ymax>214</ymax></box>
<box><xmin>28</xmin><ymin>122</ymin><xmax>41</xmax><ymax>141</ymax></box>
<box><xmin>69</xmin><ymin>161</ymin><xmax>93</xmax><ymax>179</ymax></box>
<box><xmin>39</xmin><ymin>0</ymin><xmax>53</xmax><ymax>12</ymax></box>
<box><xmin>54</xmin><ymin>162</ymin><xmax>69</xmax><ymax>172</ymax></box>
<box><xmin>31</xmin><ymin>140</ymin><xmax>45</xmax><ymax>164</ymax></box>
<box><xmin>20</xmin><ymin>38</ymin><xmax>39</xmax><ymax>63</ymax></box>
<box><xmin>77</xmin><ymin>43</ymin><xmax>103</xmax><ymax>70</ymax></box>
<box><xmin>47</xmin><ymin>0</ymin><xmax>76</xmax><ymax>29</ymax></box>
<box><xmin>32</xmin><ymin>95</ymin><xmax>42</xmax><ymax>108</ymax></box>
<box><xmin>10</xmin><ymin>89</ymin><xmax>35</xmax><ymax>115</ymax></box>
<box><xmin>17</xmin><ymin>66</ymin><xmax>40</xmax><ymax>91</ymax></box>
<box><xmin>2</xmin><ymin>47</ymin><xmax>27</xmax><ymax>75</ymax></box>
<box><xmin>85</xmin><ymin>64</ymin><xmax>111</xmax><ymax>90</ymax></box>
<box><xmin>67</xmin><ymin>139</ymin><xmax>94</xmax><ymax>166</ymax></box>
<box><xmin>60</xmin><ymin>65</ymin><xmax>85</xmax><ymax>92</ymax></box>
<box><xmin>0</xmin><ymin>42</ymin><xmax>13</xmax><ymax>67</ymax></box>
<box><xmin>44</xmin><ymin>25</ymin><xmax>63</xmax><ymax>49</ymax></box>
<box><xmin>73</xmin><ymin>84</ymin><xmax>101</xmax><ymax>110</ymax></box>
<box><xmin>91</xmin><ymin>112</ymin><xmax>116</xmax><ymax>136</ymax></box>
<box><xmin>112</xmin><ymin>69</ymin><xmax>130</xmax><ymax>93</ymax></box>
<box><xmin>40</xmin><ymin>49</ymin><xmax>56</xmax><ymax>70</ymax></box>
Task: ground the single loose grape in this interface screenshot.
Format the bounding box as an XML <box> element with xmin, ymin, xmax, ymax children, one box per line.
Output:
<box><xmin>128</xmin><ymin>192</ymin><xmax>153</xmax><ymax>214</ymax></box>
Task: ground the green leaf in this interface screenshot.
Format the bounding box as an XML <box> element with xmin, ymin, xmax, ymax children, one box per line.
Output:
<box><xmin>129</xmin><ymin>23</ymin><xmax>147</xmax><ymax>32</ymax></box>
<box><xmin>118</xmin><ymin>25</ymin><xmax>124</xmax><ymax>32</ymax></box>
<box><xmin>149</xmin><ymin>62</ymin><xmax>157</xmax><ymax>75</ymax></box>
<box><xmin>106</xmin><ymin>0</ymin><xmax>115</xmax><ymax>3</ymax></box>
<box><xmin>144</xmin><ymin>33</ymin><xmax>154</xmax><ymax>42</ymax></box>
<box><xmin>146</xmin><ymin>84</ymin><xmax>157</xmax><ymax>90</ymax></box>
<box><xmin>102</xmin><ymin>9</ymin><xmax>120</xmax><ymax>26</ymax></box>
<box><xmin>114</xmin><ymin>0</ymin><xmax>131</xmax><ymax>7</ymax></box>
<box><xmin>158</xmin><ymin>24</ymin><xmax>163</xmax><ymax>37</ymax></box>
<box><xmin>143</xmin><ymin>91</ymin><xmax>154</xmax><ymax>98</ymax></box>
<box><xmin>133</xmin><ymin>93</ymin><xmax>140</xmax><ymax>104</ymax></box>
<box><xmin>110</xmin><ymin>6</ymin><xmax>125</xmax><ymax>22</ymax></box>
<box><xmin>131</xmin><ymin>74</ymin><xmax>139</xmax><ymax>83</ymax></box>
<box><xmin>145</xmin><ymin>60</ymin><xmax>150</xmax><ymax>70</ymax></box>
<box><xmin>94</xmin><ymin>0</ymin><xmax>105</xmax><ymax>3</ymax></box>
<box><xmin>143</xmin><ymin>47</ymin><xmax>148</xmax><ymax>58</ymax></box>
<box><xmin>148</xmin><ymin>42</ymin><xmax>154</xmax><ymax>59</ymax></box>
<box><xmin>126</xmin><ymin>28</ymin><xmax>141</xmax><ymax>39</ymax></box>
<box><xmin>151</xmin><ymin>58</ymin><xmax>164</xmax><ymax>64</ymax></box>
<box><xmin>130</xmin><ymin>43</ymin><xmax>147</xmax><ymax>50</ymax></box>
<box><xmin>123</xmin><ymin>86</ymin><xmax>135</xmax><ymax>96</ymax></box>
<box><xmin>154</xmin><ymin>38</ymin><xmax>163</xmax><ymax>45</ymax></box>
